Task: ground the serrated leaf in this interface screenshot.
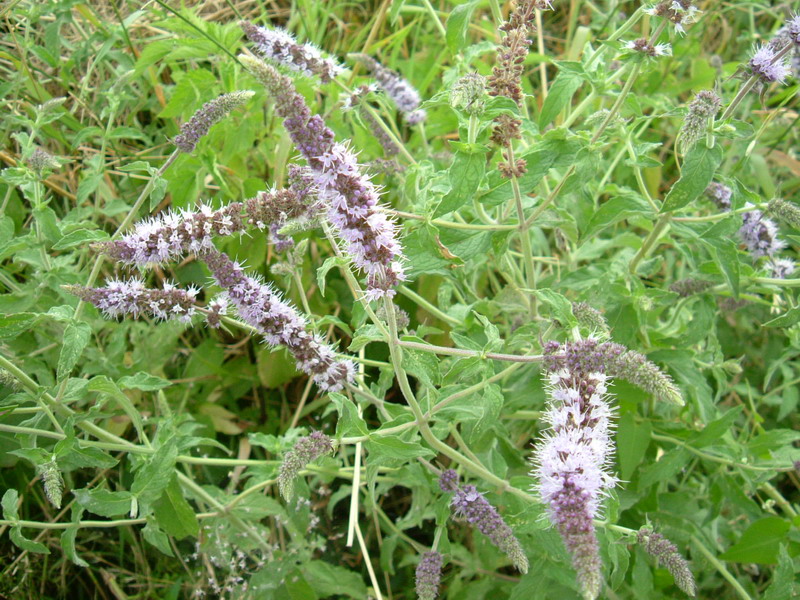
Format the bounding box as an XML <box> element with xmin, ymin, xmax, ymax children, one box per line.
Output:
<box><xmin>142</xmin><ymin>518</ymin><xmax>174</xmax><ymax>556</ymax></box>
<box><xmin>131</xmin><ymin>439</ymin><xmax>179</xmax><ymax>515</ymax></box>
<box><xmin>153</xmin><ymin>475</ymin><xmax>199</xmax><ymax>539</ymax></box>
<box><xmin>435</xmin><ymin>150</ymin><xmax>485</xmax><ymax>217</ymax></box>
<box><xmin>689</xmin><ymin>407</ymin><xmax>742</xmax><ymax>449</ymax></box>
<box><xmin>584</xmin><ymin>195</ymin><xmax>654</xmax><ymax>238</ymax></box>
<box><xmin>661</xmin><ymin>143</ymin><xmax>723</xmax><ymax>213</ymax></box>
<box><xmin>118</xmin><ymin>372</ymin><xmax>171</xmax><ymax>391</ymax></box>
<box><xmin>762</xmin><ymin>545</ymin><xmax>795</xmax><ymax>600</ymax></box>
<box><xmin>720</xmin><ymin>517</ymin><xmax>789</xmax><ymax>564</ymax></box>
<box><xmin>366</xmin><ymin>435</ymin><xmax>434</xmax><ymax>461</ymax></box>
<box><xmin>445</xmin><ymin>0</ymin><xmax>478</xmax><ymax>54</ymax></box>
<box><xmin>539</xmin><ymin>63</ymin><xmax>585</xmax><ymax>128</ymax></box>
<box><xmin>87</xmin><ymin>376</ymin><xmax>145</xmax><ymax>441</ymax></box>
<box><xmin>638</xmin><ymin>447</ymin><xmax>690</xmax><ymax>490</ymax></box>
<box><xmin>533</xmin><ymin>289</ymin><xmax>576</xmax><ymax>327</ymax></box>
<box><xmin>329</xmin><ymin>392</ymin><xmax>369</xmax><ymax>438</ymax></box>
<box><xmin>301</xmin><ymin>560</ymin><xmax>368</xmax><ymax>599</ymax></box>
<box><xmin>0</xmin><ymin>313</ymin><xmax>39</xmax><ymax>339</ymax></box>
<box><xmin>72</xmin><ymin>488</ymin><xmax>133</xmax><ymax>517</ymax></box>
<box><xmin>58</xmin><ymin>321</ymin><xmax>91</xmax><ymax>381</ymax></box>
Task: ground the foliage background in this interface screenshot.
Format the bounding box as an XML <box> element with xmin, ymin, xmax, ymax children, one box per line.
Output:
<box><xmin>0</xmin><ymin>0</ymin><xmax>799</xmax><ymax>598</ymax></box>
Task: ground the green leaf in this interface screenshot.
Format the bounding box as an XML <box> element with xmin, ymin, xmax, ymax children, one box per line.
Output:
<box><xmin>131</xmin><ymin>439</ymin><xmax>179</xmax><ymax>516</ymax></box>
<box><xmin>52</xmin><ymin>229</ymin><xmax>109</xmax><ymax>250</ymax></box>
<box><xmin>329</xmin><ymin>392</ymin><xmax>370</xmax><ymax>438</ymax></box>
<box><xmin>118</xmin><ymin>372</ymin><xmax>172</xmax><ymax>391</ymax></box>
<box><xmin>720</xmin><ymin>517</ymin><xmax>790</xmax><ymax>564</ymax></box>
<box><xmin>616</xmin><ymin>413</ymin><xmax>651</xmax><ymax>481</ymax></box>
<box><xmin>584</xmin><ymin>195</ymin><xmax>654</xmax><ymax>238</ymax></box>
<box><xmin>762</xmin><ymin>545</ymin><xmax>796</xmax><ymax>600</ymax></box>
<box><xmin>317</xmin><ymin>256</ymin><xmax>347</xmax><ymax>297</ymax></box>
<box><xmin>88</xmin><ymin>376</ymin><xmax>145</xmax><ymax>441</ymax></box>
<box><xmin>10</xmin><ymin>527</ymin><xmax>50</xmax><ymax>554</ymax></box>
<box><xmin>153</xmin><ymin>475</ymin><xmax>199</xmax><ymax>540</ymax></box>
<box><xmin>660</xmin><ymin>143</ymin><xmax>723</xmax><ymax>213</ymax></box>
<box><xmin>366</xmin><ymin>435</ymin><xmax>434</xmax><ymax>461</ymax></box>
<box><xmin>58</xmin><ymin>321</ymin><xmax>91</xmax><ymax>381</ymax></box>
<box><xmin>142</xmin><ymin>518</ymin><xmax>174</xmax><ymax>556</ymax></box>
<box><xmin>2</xmin><ymin>489</ymin><xmax>19</xmax><ymax>520</ymax></box>
<box><xmin>73</xmin><ymin>488</ymin><xmax>133</xmax><ymax>517</ymax></box>
<box><xmin>539</xmin><ymin>62</ymin><xmax>585</xmax><ymax>129</ymax></box>
<box><xmin>689</xmin><ymin>406</ymin><xmax>743</xmax><ymax>448</ymax></box>
<box><xmin>61</xmin><ymin>506</ymin><xmax>88</xmax><ymax>567</ymax></box>
<box><xmin>0</xmin><ymin>312</ymin><xmax>39</xmax><ymax>339</ymax></box>
<box><xmin>533</xmin><ymin>289</ymin><xmax>576</xmax><ymax>327</ymax></box>
<box><xmin>301</xmin><ymin>560</ymin><xmax>368</xmax><ymax>599</ymax></box>
<box><xmin>711</xmin><ymin>240</ymin><xmax>740</xmax><ymax>299</ymax></box>
<box><xmin>445</xmin><ymin>0</ymin><xmax>478</xmax><ymax>54</ymax></box>
<box><xmin>763</xmin><ymin>306</ymin><xmax>800</xmax><ymax>328</ymax></box>
<box><xmin>435</xmin><ymin>150</ymin><xmax>486</xmax><ymax>217</ymax></box>
<box><xmin>638</xmin><ymin>448</ymin><xmax>691</xmax><ymax>490</ymax></box>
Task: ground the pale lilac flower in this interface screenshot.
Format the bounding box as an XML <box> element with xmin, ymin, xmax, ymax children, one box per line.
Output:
<box><xmin>787</xmin><ymin>15</ymin><xmax>800</xmax><ymax>44</ymax></box>
<box><xmin>645</xmin><ymin>0</ymin><xmax>699</xmax><ymax>35</ymax></box>
<box><xmin>770</xmin><ymin>258</ymin><xmax>795</xmax><ymax>279</ymax></box>
<box><xmin>241</xmin><ymin>21</ymin><xmax>341</xmax><ymax>83</ymax></box>
<box><xmin>533</xmin><ymin>339</ymin><xmax>617</xmax><ymax>600</ymax></box>
<box><xmin>637</xmin><ymin>526</ymin><xmax>696</xmax><ymax>596</ymax></box>
<box><xmin>173</xmin><ymin>91</ymin><xmax>254</xmax><ymax>153</ymax></box>
<box><xmin>749</xmin><ymin>44</ymin><xmax>791</xmax><ymax>84</ymax></box>
<box><xmin>351</xmin><ymin>54</ymin><xmax>426</xmax><ymax>124</ymax></box>
<box><xmin>739</xmin><ymin>207</ymin><xmax>784</xmax><ymax>258</ymax></box>
<box><xmin>705</xmin><ymin>182</ymin><xmax>732</xmax><ymax>211</ymax></box>
<box><xmin>240</xmin><ymin>56</ymin><xmax>405</xmax><ymax>299</ymax></box>
<box><xmin>66</xmin><ymin>279</ymin><xmax>198</xmax><ymax>322</ymax></box>
<box><xmin>202</xmin><ymin>248</ymin><xmax>355</xmax><ymax>391</ymax></box>
<box><xmin>439</xmin><ymin>470</ymin><xmax>528</xmax><ymax>573</ymax></box>
<box><xmin>624</xmin><ymin>38</ymin><xmax>672</xmax><ymax>57</ymax></box>
<box><xmin>205</xmin><ymin>295</ymin><xmax>229</xmax><ymax>328</ymax></box>
<box><xmin>451</xmin><ymin>73</ymin><xmax>487</xmax><ymax>116</ymax></box>
<box><xmin>278</xmin><ymin>431</ymin><xmax>334</xmax><ymax>500</ymax></box>
<box><xmin>415</xmin><ymin>551</ymin><xmax>443</xmax><ymax>600</ymax></box>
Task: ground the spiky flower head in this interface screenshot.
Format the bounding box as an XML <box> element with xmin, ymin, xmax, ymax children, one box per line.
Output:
<box><xmin>37</xmin><ymin>460</ymin><xmax>64</xmax><ymax>509</ymax></box>
<box><xmin>680</xmin><ymin>90</ymin><xmax>721</xmax><ymax>152</ymax></box>
<box><xmin>241</xmin><ymin>21</ymin><xmax>341</xmax><ymax>83</ymax></box>
<box><xmin>450</xmin><ymin>73</ymin><xmax>487</xmax><ymax>116</ymax></box>
<box><xmin>624</xmin><ymin>38</ymin><xmax>672</xmax><ymax>57</ymax></box>
<box><xmin>571</xmin><ymin>302</ymin><xmax>610</xmax><ymax>337</ymax></box>
<box><xmin>767</xmin><ymin>197</ymin><xmax>800</xmax><ymax>229</ymax></box>
<box><xmin>205</xmin><ymin>296</ymin><xmax>229</xmax><ymax>328</ymax></box>
<box><xmin>669</xmin><ymin>278</ymin><xmax>713</xmax><ymax>298</ymax></box>
<box><xmin>770</xmin><ymin>258</ymin><xmax>795</xmax><ymax>279</ymax></box>
<box><xmin>705</xmin><ymin>182</ymin><xmax>732</xmax><ymax>211</ymax></box>
<box><xmin>415</xmin><ymin>551</ymin><xmax>443</xmax><ymax>600</ymax></box>
<box><xmin>439</xmin><ymin>470</ymin><xmax>527</xmax><ymax>573</ymax></box>
<box><xmin>241</xmin><ymin>55</ymin><xmax>406</xmax><ymax>299</ymax></box>
<box><xmin>645</xmin><ymin>0</ymin><xmax>700</xmax><ymax>35</ymax></box>
<box><xmin>278</xmin><ymin>431</ymin><xmax>334</xmax><ymax>500</ymax></box>
<box><xmin>202</xmin><ymin>249</ymin><xmax>355</xmax><ymax>391</ymax></box>
<box><xmin>739</xmin><ymin>207</ymin><xmax>784</xmax><ymax>258</ymax></box>
<box><xmin>637</xmin><ymin>526</ymin><xmax>696</xmax><ymax>597</ymax></box>
<box><xmin>350</xmin><ymin>54</ymin><xmax>426</xmax><ymax>123</ymax></box>
<box><xmin>786</xmin><ymin>14</ymin><xmax>800</xmax><ymax>45</ymax></box>
<box><xmin>749</xmin><ymin>44</ymin><xmax>791</xmax><ymax>84</ymax></box>
<box><xmin>66</xmin><ymin>279</ymin><xmax>199</xmax><ymax>322</ymax></box>
<box><xmin>26</xmin><ymin>147</ymin><xmax>60</xmax><ymax>175</ymax></box>
<box><xmin>545</xmin><ymin>339</ymin><xmax>684</xmax><ymax>406</ymax></box>
<box><xmin>173</xmin><ymin>91</ymin><xmax>254</xmax><ymax>153</ymax></box>
<box><xmin>533</xmin><ymin>339</ymin><xmax>617</xmax><ymax>599</ymax></box>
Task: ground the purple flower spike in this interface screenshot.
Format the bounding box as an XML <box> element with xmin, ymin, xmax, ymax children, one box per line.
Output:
<box><xmin>202</xmin><ymin>248</ymin><xmax>354</xmax><ymax>392</ymax></box>
<box><xmin>438</xmin><ymin>469</ymin><xmax>459</xmax><ymax>493</ymax></box>
<box><xmin>351</xmin><ymin>54</ymin><xmax>426</xmax><ymax>123</ymax></box>
<box><xmin>241</xmin><ymin>21</ymin><xmax>341</xmax><ymax>83</ymax></box>
<box><xmin>415</xmin><ymin>551</ymin><xmax>443</xmax><ymax>600</ymax></box>
<box><xmin>173</xmin><ymin>91</ymin><xmax>254</xmax><ymax>154</ymax></box>
<box><xmin>638</xmin><ymin>526</ymin><xmax>696</xmax><ymax>597</ymax></box>
<box><xmin>449</xmin><ymin>484</ymin><xmax>529</xmax><ymax>573</ymax></box>
<box><xmin>240</xmin><ymin>56</ymin><xmax>405</xmax><ymax>299</ymax></box>
<box><xmin>705</xmin><ymin>183</ymin><xmax>732</xmax><ymax>211</ymax></box>
<box><xmin>278</xmin><ymin>431</ymin><xmax>334</xmax><ymax>500</ymax></box>
<box><xmin>533</xmin><ymin>347</ymin><xmax>616</xmax><ymax>600</ymax></box>
<box><xmin>739</xmin><ymin>208</ymin><xmax>784</xmax><ymax>258</ymax></box>
<box><xmin>66</xmin><ymin>279</ymin><xmax>198</xmax><ymax>322</ymax></box>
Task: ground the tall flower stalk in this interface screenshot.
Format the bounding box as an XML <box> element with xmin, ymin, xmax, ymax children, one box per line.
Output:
<box><xmin>240</xmin><ymin>55</ymin><xmax>405</xmax><ymax>299</ymax></box>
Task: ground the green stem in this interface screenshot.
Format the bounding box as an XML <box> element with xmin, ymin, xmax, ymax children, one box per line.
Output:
<box><xmin>398</xmin><ymin>285</ymin><xmax>461</xmax><ymax>327</ymax></box>
<box><xmin>691</xmin><ymin>536</ymin><xmax>753</xmax><ymax>600</ymax></box>
<box><xmin>629</xmin><ymin>213</ymin><xmax>671</xmax><ymax>274</ymax></box>
<box><xmin>397</xmin><ymin>339</ymin><xmax>545</xmax><ymax>363</ymax></box>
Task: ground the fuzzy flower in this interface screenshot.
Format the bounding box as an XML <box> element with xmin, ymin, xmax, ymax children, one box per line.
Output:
<box><xmin>545</xmin><ymin>339</ymin><xmax>683</xmax><ymax>406</ymax></box>
<box><xmin>669</xmin><ymin>278</ymin><xmax>714</xmax><ymax>298</ymax></box>
<box><xmin>769</xmin><ymin>258</ymin><xmax>795</xmax><ymax>279</ymax></box>
<box><xmin>241</xmin><ymin>56</ymin><xmax>405</xmax><ymax>299</ymax></box>
<box><xmin>27</xmin><ymin>147</ymin><xmax>59</xmax><ymax>175</ymax></box>
<box><xmin>571</xmin><ymin>302</ymin><xmax>609</xmax><ymax>337</ymax></box>
<box><xmin>173</xmin><ymin>91</ymin><xmax>254</xmax><ymax>154</ymax></box>
<box><xmin>705</xmin><ymin>182</ymin><xmax>732</xmax><ymax>211</ymax></box>
<box><xmin>786</xmin><ymin>14</ymin><xmax>800</xmax><ymax>45</ymax></box>
<box><xmin>645</xmin><ymin>0</ymin><xmax>699</xmax><ymax>35</ymax></box>
<box><xmin>37</xmin><ymin>460</ymin><xmax>64</xmax><ymax>509</ymax></box>
<box><xmin>680</xmin><ymin>90</ymin><xmax>721</xmax><ymax>151</ymax></box>
<box><xmin>533</xmin><ymin>342</ymin><xmax>617</xmax><ymax>600</ymax></box>
<box><xmin>241</xmin><ymin>21</ymin><xmax>340</xmax><ymax>83</ymax></box>
<box><xmin>624</xmin><ymin>38</ymin><xmax>672</xmax><ymax>57</ymax></box>
<box><xmin>767</xmin><ymin>197</ymin><xmax>800</xmax><ymax>229</ymax></box>
<box><xmin>202</xmin><ymin>248</ymin><xmax>355</xmax><ymax>391</ymax></box>
<box><xmin>66</xmin><ymin>279</ymin><xmax>198</xmax><ymax>322</ymax></box>
<box><xmin>439</xmin><ymin>471</ymin><xmax>528</xmax><ymax>573</ymax></box>
<box><xmin>99</xmin><ymin>202</ymin><xmax>245</xmax><ymax>266</ymax></box>
<box><xmin>278</xmin><ymin>431</ymin><xmax>334</xmax><ymax>500</ymax></box>
<box><xmin>451</xmin><ymin>73</ymin><xmax>488</xmax><ymax>116</ymax></box>
<box><xmin>739</xmin><ymin>207</ymin><xmax>784</xmax><ymax>258</ymax></box>
<box><xmin>749</xmin><ymin>44</ymin><xmax>791</xmax><ymax>84</ymax></box>
<box><xmin>415</xmin><ymin>551</ymin><xmax>443</xmax><ymax>600</ymax></box>
<box><xmin>205</xmin><ymin>295</ymin><xmax>229</xmax><ymax>328</ymax></box>
<box><xmin>637</xmin><ymin>526</ymin><xmax>696</xmax><ymax>597</ymax></box>
<box><xmin>351</xmin><ymin>54</ymin><xmax>426</xmax><ymax>123</ymax></box>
